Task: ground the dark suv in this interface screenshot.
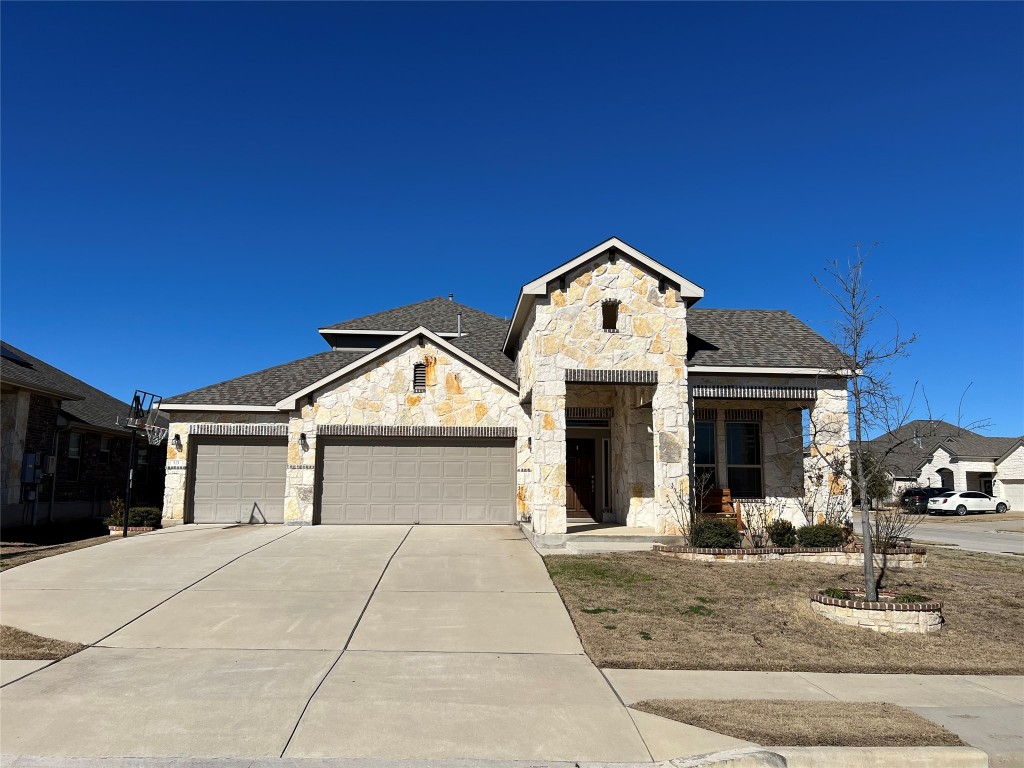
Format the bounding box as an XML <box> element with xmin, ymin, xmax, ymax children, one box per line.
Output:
<box><xmin>900</xmin><ymin>487</ymin><xmax>948</xmax><ymax>513</ymax></box>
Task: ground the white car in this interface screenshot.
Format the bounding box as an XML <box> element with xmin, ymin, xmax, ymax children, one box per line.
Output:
<box><xmin>927</xmin><ymin>491</ymin><xmax>1010</xmax><ymax>516</ymax></box>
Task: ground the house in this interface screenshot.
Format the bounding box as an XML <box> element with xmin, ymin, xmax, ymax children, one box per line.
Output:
<box><xmin>1</xmin><ymin>342</ymin><xmax>166</xmax><ymax>528</ymax></box>
<box><xmin>868</xmin><ymin>419</ymin><xmax>1024</xmax><ymax>509</ymax></box>
<box><xmin>159</xmin><ymin>237</ymin><xmax>852</xmax><ymax>534</ymax></box>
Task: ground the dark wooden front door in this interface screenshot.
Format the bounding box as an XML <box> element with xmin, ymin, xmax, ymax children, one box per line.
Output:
<box><xmin>566</xmin><ymin>438</ymin><xmax>596</xmax><ymax>519</ymax></box>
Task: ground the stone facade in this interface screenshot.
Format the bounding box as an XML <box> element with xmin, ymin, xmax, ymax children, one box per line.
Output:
<box><xmin>519</xmin><ymin>253</ymin><xmax>690</xmax><ymax>535</ymax></box>
<box><xmin>810</xmin><ymin>591</ymin><xmax>943</xmax><ymax>634</ymax></box>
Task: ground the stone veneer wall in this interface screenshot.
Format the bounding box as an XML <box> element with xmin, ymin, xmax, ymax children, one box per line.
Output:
<box><xmin>521</xmin><ymin>252</ymin><xmax>689</xmax><ymax>535</ymax></box>
<box><xmin>286</xmin><ymin>339</ymin><xmax>527</xmax><ymax>524</ymax></box>
<box><xmin>810</xmin><ymin>591</ymin><xmax>943</xmax><ymax>634</ymax></box>
<box><xmin>994</xmin><ymin>446</ymin><xmax>1024</xmax><ymax>504</ymax></box>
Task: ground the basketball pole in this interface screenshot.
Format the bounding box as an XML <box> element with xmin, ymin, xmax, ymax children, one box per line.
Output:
<box><xmin>122</xmin><ymin>426</ymin><xmax>138</xmax><ymax>539</ymax></box>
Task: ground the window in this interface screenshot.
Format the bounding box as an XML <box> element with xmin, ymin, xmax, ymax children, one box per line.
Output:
<box><xmin>68</xmin><ymin>432</ymin><xmax>82</xmax><ymax>481</ymax></box>
<box><xmin>726</xmin><ymin>421</ymin><xmax>762</xmax><ymax>497</ymax></box>
<box><xmin>601</xmin><ymin>300</ymin><xmax>620</xmax><ymax>332</ymax></box>
<box><xmin>99</xmin><ymin>435</ymin><xmax>111</xmax><ymax>465</ymax></box>
<box><xmin>412</xmin><ymin>362</ymin><xmax>426</xmax><ymax>392</ymax></box>
<box><xmin>694</xmin><ymin>421</ymin><xmax>717</xmax><ymax>488</ymax></box>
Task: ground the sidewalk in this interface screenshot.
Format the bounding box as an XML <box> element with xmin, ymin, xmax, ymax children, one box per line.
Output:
<box><xmin>604</xmin><ymin>670</ymin><xmax>1024</xmax><ymax>767</ymax></box>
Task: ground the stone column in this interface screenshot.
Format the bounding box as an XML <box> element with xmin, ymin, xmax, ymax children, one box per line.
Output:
<box><xmin>161</xmin><ymin>421</ymin><xmax>189</xmax><ymax>525</ymax></box>
<box><xmin>806</xmin><ymin>385</ymin><xmax>852</xmax><ymax>519</ymax></box>
<box><xmin>531</xmin><ymin>378</ymin><xmax>566</xmax><ymax>535</ymax></box>
<box><xmin>652</xmin><ymin>371</ymin><xmax>689</xmax><ymax>535</ymax></box>
<box><xmin>284</xmin><ymin>412</ymin><xmax>316</xmax><ymax>525</ymax></box>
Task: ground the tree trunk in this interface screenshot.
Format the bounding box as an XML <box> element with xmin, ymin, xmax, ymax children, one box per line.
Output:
<box><xmin>853</xmin><ymin>385</ymin><xmax>878</xmax><ymax>600</ymax></box>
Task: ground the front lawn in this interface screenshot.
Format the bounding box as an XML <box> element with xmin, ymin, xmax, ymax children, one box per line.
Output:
<box><xmin>632</xmin><ymin>699</ymin><xmax>965</xmax><ymax>747</ymax></box>
<box><xmin>545</xmin><ymin>548</ymin><xmax>1024</xmax><ymax>674</ymax></box>
<box><xmin>1</xmin><ymin>521</ymin><xmax>113</xmax><ymax>572</ymax></box>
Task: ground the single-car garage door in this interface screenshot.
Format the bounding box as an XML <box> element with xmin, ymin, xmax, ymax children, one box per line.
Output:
<box><xmin>191</xmin><ymin>440</ymin><xmax>287</xmax><ymax>524</ymax></box>
<box><xmin>1000</xmin><ymin>481</ymin><xmax>1024</xmax><ymax>512</ymax></box>
<box><xmin>318</xmin><ymin>438</ymin><xmax>515</xmax><ymax>524</ymax></box>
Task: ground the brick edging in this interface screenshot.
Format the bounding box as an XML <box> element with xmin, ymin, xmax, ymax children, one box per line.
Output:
<box><xmin>810</xmin><ymin>590</ymin><xmax>942</xmax><ymax>611</ymax></box>
<box><xmin>653</xmin><ymin>544</ymin><xmax>927</xmax><ymax>556</ymax></box>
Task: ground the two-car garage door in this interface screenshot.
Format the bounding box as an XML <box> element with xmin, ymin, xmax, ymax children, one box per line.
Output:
<box><xmin>189</xmin><ymin>437</ymin><xmax>515</xmax><ymax>525</ymax></box>
<box><xmin>318</xmin><ymin>439</ymin><xmax>515</xmax><ymax>524</ymax></box>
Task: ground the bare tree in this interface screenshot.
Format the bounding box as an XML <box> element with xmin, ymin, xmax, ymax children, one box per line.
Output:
<box><xmin>813</xmin><ymin>243</ymin><xmax>916</xmax><ymax>600</ymax></box>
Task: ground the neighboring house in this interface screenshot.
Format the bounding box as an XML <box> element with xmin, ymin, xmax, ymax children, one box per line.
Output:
<box><xmin>868</xmin><ymin>419</ymin><xmax>1024</xmax><ymax>510</ymax></box>
<box><xmin>160</xmin><ymin>237</ymin><xmax>851</xmax><ymax>534</ymax></box>
<box><xmin>0</xmin><ymin>342</ymin><xmax>166</xmax><ymax>528</ymax></box>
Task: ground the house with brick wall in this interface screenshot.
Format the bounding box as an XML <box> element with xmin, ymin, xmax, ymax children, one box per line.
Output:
<box><xmin>0</xmin><ymin>342</ymin><xmax>166</xmax><ymax>528</ymax></box>
<box><xmin>159</xmin><ymin>237</ymin><xmax>852</xmax><ymax>534</ymax></box>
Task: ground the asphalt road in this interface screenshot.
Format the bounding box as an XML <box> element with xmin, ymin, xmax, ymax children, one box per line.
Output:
<box><xmin>911</xmin><ymin>513</ymin><xmax>1024</xmax><ymax>556</ymax></box>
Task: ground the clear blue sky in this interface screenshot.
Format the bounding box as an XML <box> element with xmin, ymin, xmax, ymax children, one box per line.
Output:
<box><xmin>3</xmin><ymin>2</ymin><xmax>1022</xmax><ymax>436</ymax></box>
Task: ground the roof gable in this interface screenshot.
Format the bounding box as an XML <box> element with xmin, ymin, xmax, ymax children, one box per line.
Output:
<box><xmin>503</xmin><ymin>237</ymin><xmax>704</xmax><ymax>353</ymax></box>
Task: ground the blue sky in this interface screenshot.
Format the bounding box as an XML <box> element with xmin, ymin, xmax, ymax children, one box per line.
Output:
<box><xmin>2</xmin><ymin>2</ymin><xmax>1022</xmax><ymax>436</ymax></box>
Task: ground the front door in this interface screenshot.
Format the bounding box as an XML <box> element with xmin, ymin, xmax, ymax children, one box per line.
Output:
<box><xmin>566</xmin><ymin>438</ymin><xmax>596</xmax><ymax>519</ymax></box>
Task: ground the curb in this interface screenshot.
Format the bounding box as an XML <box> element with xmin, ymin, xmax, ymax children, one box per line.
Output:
<box><xmin>772</xmin><ymin>746</ymin><xmax>990</xmax><ymax>767</ymax></box>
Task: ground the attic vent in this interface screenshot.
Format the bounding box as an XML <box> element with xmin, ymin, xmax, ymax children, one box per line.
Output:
<box><xmin>602</xmin><ymin>299</ymin><xmax>620</xmax><ymax>333</ymax></box>
<box><xmin>413</xmin><ymin>363</ymin><xmax>426</xmax><ymax>393</ymax></box>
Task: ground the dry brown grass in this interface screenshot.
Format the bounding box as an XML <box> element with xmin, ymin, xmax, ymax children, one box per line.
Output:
<box><xmin>631</xmin><ymin>699</ymin><xmax>966</xmax><ymax>747</ymax></box>
<box><xmin>0</xmin><ymin>534</ymin><xmax>112</xmax><ymax>572</ymax></box>
<box><xmin>0</xmin><ymin>625</ymin><xmax>85</xmax><ymax>660</ymax></box>
<box><xmin>545</xmin><ymin>547</ymin><xmax>1024</xmax><ymax>673</ymax></box>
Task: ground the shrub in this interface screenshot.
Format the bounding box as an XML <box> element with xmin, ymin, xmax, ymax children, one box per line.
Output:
<box><xmin>895</xmin><ymin>593</ymin><xmax>929</xmax><ymax>603</ymax></box>
<box><xmin>766</xmin><ymin>519</ymin><xmax>797</xmax><ymax>548</ymax></box>
<box><xmin>796</xmin><ymin>523</ymin><xmax>846</xmax><ymax>548</ymax></box>
<box><xmin>690</xmin><ymin>519</ymin><xmax>741</xmax><ymax>549</ymax></box>
<box><xmin>104</xmin><ymin>506</ymin><xmax>162</xmax><ymax>529</ymax></box>
<box><xmin>822</xmin><ymin>587</ymin><xmax>849</xmax><ymax>600</ymax></box>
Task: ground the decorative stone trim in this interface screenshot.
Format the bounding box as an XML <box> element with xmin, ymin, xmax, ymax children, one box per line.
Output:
<box><xmin>166</xmin><ymin>460</ymin><xmax>187</xmax><ymax>471</ymax></box>
<box><xmin>288</xmin><ymin>464</ymin><xmax>316</xmax><ymax>470</ymax></box>
<box><xmin>694</xmin><ymin>385</ymin><xmax>818</xmax><ymax>400</ymax></box>
<box><xmin>810</xmin><ymin>590</ymin><xmax>943</xmax><ymax>634</ymax></box>
<box><xmin>565</xmin><ymin>369</ymin><xmax>658</xmax><ymax>384</ymax></box>
<box><xmin>190</xmin><ymin>424</ymin><xmax>289</xmax><ymax>437</ymax></box>
<box><xmin>566</xmin><ymin>407</ymin><xmax>614</xmax><ymax>420</ymax></box>
<box><xmin>316</xmin><ymin>425</ymin><xmax>517</xmax><ymax>438</ymax></box>
<box><xmin>654</xmin><ymin>544</ymin><xmax>927</xmax><ymax>568</ymax></box>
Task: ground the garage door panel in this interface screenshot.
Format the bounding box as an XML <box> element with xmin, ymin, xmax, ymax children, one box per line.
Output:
<box><xmin>190</xmin><ymin>441</ymin><xmax>287</xmax><ymax>524</ymax></box>
<box><xmin>318</xmin><ymin>439</ymin><xmax>514</xmax><ymax>524</ymax></box>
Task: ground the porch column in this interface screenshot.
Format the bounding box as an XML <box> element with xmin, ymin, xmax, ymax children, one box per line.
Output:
<box><xmin>284</xmin><ymin>412</ymin><xmax>316</xmax><ymax>525</ymax></box>
<box><xmin>806</xmin><ymin>385</ymin><xmax>852</xmax><ymax>520</ymax></box>
<box><xmin>531</xmin><ymin>378</ymin><xmax>567</xmax><ymax>534</ymax></box>
<box><xmin>652</xmin><ymin>369</ymin><xmax>689</xmax><ymax>535</ymax></box>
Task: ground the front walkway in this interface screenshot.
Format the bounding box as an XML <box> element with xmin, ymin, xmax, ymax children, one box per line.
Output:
<box><xmin>605</xmin><ymin>669</ymin><xmax>1024</xmax><ymax>766</ymax></box>
<box><xmin>0</xmin><ymin>524</ymin><xmax>736</xmax><ymax>762</ymax></box>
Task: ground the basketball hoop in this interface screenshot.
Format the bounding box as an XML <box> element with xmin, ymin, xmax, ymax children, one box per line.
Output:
<box><xmin>144</xmin><ymin>423</ymin><xmax>168</xmax><ymax>445</ymax></box>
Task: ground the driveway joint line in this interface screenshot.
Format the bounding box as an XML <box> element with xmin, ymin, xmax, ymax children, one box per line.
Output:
<box><xmin>278</xmin><ymin>525</ymin><xmax>414</xmax><ymax>759</ymax></box>
<box><xmin>791</xmin><ymin>672</ymin><xmax>843</xmax><ymax>701</ymax></box>
<box><xmin>597</xmin><ymin>668</ymin><xmax>653</xmax><ymax>761</ymax></box>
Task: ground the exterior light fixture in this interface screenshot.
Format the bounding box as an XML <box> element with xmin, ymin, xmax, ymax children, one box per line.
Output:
<box><xmin>172</xmin><ymin>434</ymin><xmax>183</xmax><ymax>451</ymax></box>
<box><xmin>299</xmin><ymin>433</ymin><xmax>309</xmax><ymax>452</ymax></box>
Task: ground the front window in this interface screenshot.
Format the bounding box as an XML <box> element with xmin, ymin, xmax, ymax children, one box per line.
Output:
<box><xmin>694</xmin><ymin>421</ymin><xmax>717</xmax><ymax>488</ymax></box>
<box><xmin>726</xmin><ymin>421</ymin><xmax>762</xmax><ymax>497</ymax></box>
<box><xmin>68</xmin><ymin>432</ymin><xmax>82</xmax><ymax>481</ymax></box>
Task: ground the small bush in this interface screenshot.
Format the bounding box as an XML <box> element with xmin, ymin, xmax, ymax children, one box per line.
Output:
<box><xmin>796</xmin><ymin>523</ymin><xmax>845</xmax><ymax>548</ymax></box>
<box><xmin>691</xmin><ymin>519</ymin><xmax>741</xmax><ymax>549</ymax></box>
<box><xmin>104</xmin><ymin>506</ymin><xmax>162</xmax><ymax>529</ymax></box>
<box><xmin>766</xmin><ymin>519</ymin><xmax>797</xmax><ymax>548</ymax></box>
<box><xmin>895</xmin><ymin>593</ymin><xmax>929</xmax><ymax>603</ymax></box>
<box><xmin>822</xmin><ymin>587</ymin><xmax>849</xmax><ymax>600</ymax></box>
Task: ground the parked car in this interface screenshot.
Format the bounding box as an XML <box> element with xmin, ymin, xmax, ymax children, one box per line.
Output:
<box><xmin>900</xmin><ymin>487</ymin><xmax>949</xmax><ymax>513</ymax></box>
<box><xmin>927</xmin><ymin>491</ymin><xmax>1010</xmax><ymax>516</ymax></box>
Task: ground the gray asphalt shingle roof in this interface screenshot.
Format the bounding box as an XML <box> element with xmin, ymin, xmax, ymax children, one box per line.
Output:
<box><xmin>1</xmin><ymin>341</ymin><xmax>138</xmax><ymax>433</ymax></box>
<box><xmin>687</xmin><ymin>309</ymin><xmax>844</xmax><ymax>369</ymax></box>
<box><xmin>165</xmin><ymin>300</ymin><xmax>844</xmax><ymax>407</ymax></box>
<box><xmin>867</xmin><ymin>420</ymin><xmax>1024</xmax><ymax>477</ymax></box>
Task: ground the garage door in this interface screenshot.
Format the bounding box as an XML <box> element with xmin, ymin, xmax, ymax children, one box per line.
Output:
<box><xmin>191</xmin><ymin>441</ymin><xmax>287</xmax><ymax>524</ymax></box>
<box><xmin>1000</xmin><ymin>481</ymin><xmax>1024</xmax><ymax>512</ymax></box>
<box><xmin>318</xmin><ymin>439</ymin><xmax>515</xmax><ymax>524</ymax></box>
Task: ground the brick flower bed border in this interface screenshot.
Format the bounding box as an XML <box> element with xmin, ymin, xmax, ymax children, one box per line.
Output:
<box><xmin>653</xmin><ymin>544</ymin><xmax>927</xmax><ymax>568</ymax></box>
<box><xmin>810</xmin><ymin>590</ymin><xmax>944</xmax><ymax>634</ymax></box>
<box><xmin>107</xmin><ymin>526</ymin><xmax>158</xmax><ymax>535</ymax></box>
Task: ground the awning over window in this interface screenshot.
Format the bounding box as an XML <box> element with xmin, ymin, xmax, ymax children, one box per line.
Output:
<box><xmin>692</xmin><ymin>385</ymin><xmax>817</xmax><ymax>400</ymax></box>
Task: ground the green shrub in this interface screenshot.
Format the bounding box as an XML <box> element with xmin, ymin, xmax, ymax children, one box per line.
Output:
<box><xmin>796</xmin><ymin>523</ymin><xmax>845</xmax><ymax>548</ymax></box>
<box><xmin>766</xmin><ymin>519</ymin><xmax>797</xmax><ymax>548</ymax></box>
<box><xmin>895</xmin><ymin>593</ymin><xmax>928</xmax><ymax>603</ymax></box>
<box><xmin>690</xmin><ymin>519</ymin><xmax>741</xmax><ymax>548</ymax></box>
<box><xmin>105</xmin><ymin>506</ymin><xmax>162</xmax><ymax>529</ymax></box>
<box><xmin>822</xmin><ymin>587</ymin><xmax>850</xmax><ymax>599</ymax></box>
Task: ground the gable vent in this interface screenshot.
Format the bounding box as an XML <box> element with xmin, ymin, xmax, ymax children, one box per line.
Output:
<box><xmin>413</xmin><ymin>363</ymin><xmax>426</xmax><ymax>392</ymax></box>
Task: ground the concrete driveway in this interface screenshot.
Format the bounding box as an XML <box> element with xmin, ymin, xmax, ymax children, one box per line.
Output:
<box><xmin>1</xmin><ymin>524</ymin><xmax>725</xmax><ymax>762</ymax></box>
<box><xmin>912</xmin><ymin>514</ymin><xmax>1024</xmax><ymax>556</ymax></box>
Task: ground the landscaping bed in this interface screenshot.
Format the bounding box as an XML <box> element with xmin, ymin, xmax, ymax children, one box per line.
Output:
<box><xmin>631</xmin><ymin>699</ymin><xmax>965</xmax><ymax>747</ymax></box>
<box><xmin>654</xmin><ymin>544</ymin><xmax>926</xmax><ymax>568</ymax></box>
<box><xmin>544</xmin><ymin>547</ymin><xmax>1024</xmax><ymax>673</ymax></box>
